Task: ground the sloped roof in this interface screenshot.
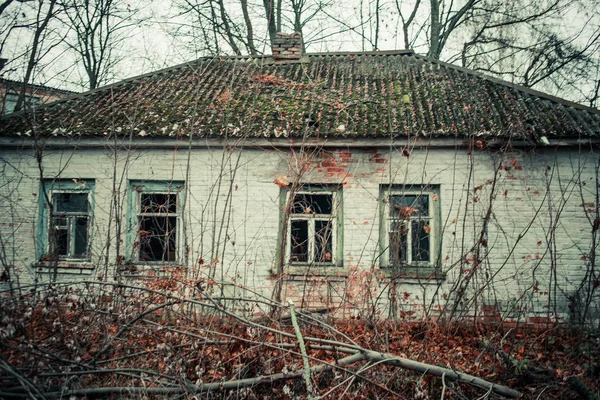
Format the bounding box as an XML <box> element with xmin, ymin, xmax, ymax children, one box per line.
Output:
<box><xmin>0</xmin><ymin>78</ymin><xmax>77</xmax><ymax>96</ymax></box>
<box><xmin>1</xmin><ymin>51</ymin><xmax>599</xmax><ymax>140</ymax></box>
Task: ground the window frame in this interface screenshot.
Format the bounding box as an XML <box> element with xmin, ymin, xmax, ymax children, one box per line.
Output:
<box><xmin>379</xmin><ymin>185</ymin><xmax>441</xmax><ymax>275</ymax></box>
<box><xmin>3</xmin><ymin>92</ymin><xmax>41</xmax><ymax>114</ymax></box>
<box><xmin>126</xmin><ymin>180</ymin><xmax>184</xmax><ymax>264</ymax></box>
<box><xmin>37</xmin><ymin>180</ymin><xmax>95</xmax><ymax>262</ymax></box>
<box><xmin>280</xmin><ymin>184</ymin><xmax>344</xmax><ymax>272</ymax></box>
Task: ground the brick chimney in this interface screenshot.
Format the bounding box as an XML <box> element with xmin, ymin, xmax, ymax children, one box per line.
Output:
<box><xmin>272</xmin><ymin>32</ymin><xmax>303</xmax><ymax>62</ymax></box>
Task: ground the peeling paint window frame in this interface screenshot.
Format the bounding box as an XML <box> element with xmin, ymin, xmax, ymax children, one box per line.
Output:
<box><xmin>380</xmin><ymin>185</ymin><xmax>440</xmax><ymax>274</ymax></box>
<box><xmin>127</xmin><ymin>180</ymin><xmax>185</xmax><ymax>264</ymax></box>
<box><xmin>37</xmin><ymin>180</ymin><xmax>95</xmax><ymax>262</ymax></box>
<box><xmin>284</xmin><ymin>184</ymin><xmax>343</xmax><ymax>269</ymax></box>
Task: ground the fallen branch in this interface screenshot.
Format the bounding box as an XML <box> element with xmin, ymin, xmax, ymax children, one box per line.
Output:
<box><xmin>0</xmin><ymin>282</ymin><xmax>524</xmax><ymax>399</ymax></box>
<box><xmin>0</xmin><ymin>359</ymin><xmax>47</xmax><ymax>400</ymax></box>
<box><xmin>2</xmin><ymin>345</ymin><xmax>521</xmax><ymax>399</ymax></box>
<box><xmin>289</xmin><ymin>300</ymin><xmax>314</xmax><ymax>398</ymax></box>
<box><xmin>359</xmin><ymin>349</ymin><xmax>521</xmax><ymax>398</ymax></box>
<box><xmin>0</xmin><ymin>353</ymin><xmax>365</xmax><ymax>399</ymax></box>
<box><xmin>568</xmin><ymin>376</ymin><xmax>600</xmax><ymax>400</ymax></box>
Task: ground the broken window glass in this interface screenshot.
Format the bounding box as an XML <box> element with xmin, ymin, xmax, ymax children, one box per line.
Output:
<box><xmin>137</xmin><ymin>191</ymin><xmax>179</xmax><ymax>262</ymax></box>
<box><xmin>388</xmin><ymin>192</ymin><xmax>433</xmax><ymax>266</ymax></box>
<box><xmin>139</xmin><ymin>216</ymin><xmax>177</xmax><ymax>262</ymax></box>
<box><xmin>290</xmin><ymin>220</ymin><xmax>309</xmax><ymax>262</ymax></box>
<box><xmin>389</xmin><ymin>221</ymin><xmax>408</xmax><ymax>265</ymax></box>
<box><xmin>292</xmin><ymin>193</ymin><xmax>332</xmax><ymax>214</ymax></box>
<box><xmin>141</xmin><ymin>193</ymin><xmax>177</xmax><ymax>213</ymax></box>
<box><xmin>288</xmin><ymin>189</ymin><xmax>337</xmax><ymax>265</ymax></box>
<box><xmin>53</xmin><ymin>218</ymin><xmax>69</xmax><ymax>257</ymax></box>
<box><xmin>314</xmin><ymin>220</ymin><xmax>333</xmax><ymax>262</ymax></box>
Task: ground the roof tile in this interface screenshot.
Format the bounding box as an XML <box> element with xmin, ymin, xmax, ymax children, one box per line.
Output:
<box><xmin>1</xmin><ymin>52</ymin><xmax>599</xmax><ymax>140</ymax></box>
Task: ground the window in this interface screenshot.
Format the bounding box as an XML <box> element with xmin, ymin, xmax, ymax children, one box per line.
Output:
<box><xmin>380</xmin><ymin>185</ymin><xmax>440</xmax><ymax>271</ymax></box>
<box><xmin>38</xmin><ymin>180</ymin><xmax>94</xmax><ymax>261</ymax></box>
<box><xmin>127</xmin><ymin>181</ymin><xmax>184</xmax><ymax>263</ymax></box>
<box><xmin>3</xmin><ymin>92</ymin><xmax>41</xmax><ymax>114</ymax></box>
<box><xmin>285</xmin><ymin>185</ymin><xmax>342</xmax><ymax>267</ymax></box>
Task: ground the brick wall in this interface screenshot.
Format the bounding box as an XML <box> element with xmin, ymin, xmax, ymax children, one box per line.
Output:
<box><xmin>0</xmin><ymin>142</ymin><xmax>597</xmax><ymax>325</ymax></box>
<box><xmin>272</xmin><ymin>32</ymin><xmax>303</xmax><ymax>61</ymax></box>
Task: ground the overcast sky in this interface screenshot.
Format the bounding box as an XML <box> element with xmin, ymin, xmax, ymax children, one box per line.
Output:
<box><xmin>1</xmin><ymin>0</ymin><xmax>598</xmax><ymax>105</ymax></box>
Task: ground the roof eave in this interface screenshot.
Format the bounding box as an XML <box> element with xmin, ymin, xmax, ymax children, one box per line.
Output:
<box><xmin>1</xmin><ymin>135</ymin><xmax>598</xmax><ymax>150</ymax></box>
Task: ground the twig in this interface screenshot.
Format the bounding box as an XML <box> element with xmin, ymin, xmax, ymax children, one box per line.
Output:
<box><xmin>0</xmin><ymin>359</ymin><xmax>47</xmax><ymax>400</ymax></box>
<box><xmin>440</xmin><ymin>371</ymin><xmax>446</xmax><ymax>399</ymax></box>
<box><xmin>475</xmin><ymin>385</ymin><xmax>493</xmax><ymax>400</ymax></box>
<box><xmin>92</xmin><ymin>300</ymin><xmax>180</xmax><ymax>362</ymax></box>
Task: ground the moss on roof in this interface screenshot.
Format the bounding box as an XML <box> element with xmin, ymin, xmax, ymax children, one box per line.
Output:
<box><xmin>1</xmin><ymin>51</ymin><xmax>599</xmax><ymax>140</ymax></box>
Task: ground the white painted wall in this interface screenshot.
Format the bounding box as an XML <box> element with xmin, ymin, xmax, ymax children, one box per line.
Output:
<box><xmin>0</xmin><ymin>140</ymin><xmax>598</xmax><ymax>324</ymax></box>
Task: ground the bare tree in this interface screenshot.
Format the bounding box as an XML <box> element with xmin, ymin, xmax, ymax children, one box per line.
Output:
<box><xmin>0</xmin><ymin>0</ymin><xmax>16</xmax><ymax>16</ymax></box>
<box><xmin>0</xmin><ymin>1</ymin><xmax>23</xmax><ymax>67</ymax></box>
<box><xmin>15</xmin><ymin>0</ymin><xmax>61</xmax><ymax>112</ymax></box>
<box><xmin>288</xmin><ymin>0</ymin><xmax>332</xmax><ymax>51</ymax></box>
<box><xmin>426</xmin><ymin>0</ymin><xmax>479</xmax><ymax>59</ymax></box>
<box><xmin>61</xmin><ymin>0</ymin><xmax>144</xmax><ymax>90</ymax></box>
<box><xmin>395</xmin><ymin>0</ymin><xmax>422</xmax><ymax>50</ymax></box>
<box><xmin>175</xmin><ymin>0</ymin><xmax>254</xmax><ymax>56</ymax></box>
<box><xmin>458</xmin><ymin>0</ymin><xmax>600</xmax><ymax>99</ymax></box>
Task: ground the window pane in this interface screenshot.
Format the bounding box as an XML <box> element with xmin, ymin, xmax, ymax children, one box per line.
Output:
<box><xmin>4</xmin><ymin>93</ymin><xmax>40</xmax><ymax>113</ymax></box>
<box><xmin>141</xmin><ymin>193</ymin><xmax>177</xmax><ymax>213</ymax></box>
<box><xmin>54</xmin><ymin>225</ymin><xmax>69</xmax><ymax>257</ymax></box>
<box><xmin>389</xmin><ymin>221</ymin><xmax>408</xmax><ymax>265</ymax></box>
<box><xmin>139</xmin><ymin>216</ymin><xmax>177</xmax><ymax>262</ymax></box>
<box><xmin>292</xmin><ymin>193</ymin><xmax>332</xmax><ymax>215</ymax></box>
<box><xmin>290</xmin><ymin>220</ymin><xmax>308</xmax><ymax>262</ymax></box>
<box><xmin>4</xmin><ymin>93</ymin><xmax>18</xmax><ymax>114</ymax></box>
<box><xmin>390</xmin><ymin>194</ymin><xmax>428</xmax><ymax>218</ymax></box>
<box><xmin>411</xmin><ymin>220</ymin><xmax>430</xmax><ymax>262</ymax></box>
<box><xmin>53</xmin><ymin>217</ymin><xmax>68</xmax><ymax>228</ymax></box>
<box><xmin>315</xmin><ymin>220</ymin><xmax>333</xmax><ymax>263</ymax></box>
<box><xmin>54</xmin><ymin>193</ymin><xmax>89</xmax><ymax>213</ymax></box>
<box><xmin>73</xmin><ymin>217</ymin><xmax>89</xmax><ymax>258</ymax></box>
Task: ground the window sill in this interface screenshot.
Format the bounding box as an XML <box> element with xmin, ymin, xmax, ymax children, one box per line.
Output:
<box><xmin>287</xmin><ymin>264</ymin><xmax>347</xmax><ymax>277</ymax></box>
<box><xmin>380</xmin><ymin>267</ymin><xmax>444</xmax><ymax>281</ymax></box>
<box><xmin>119</xmin><ymin>263</ymin><xmax>181</xmax><ymax>274</ymax></box>
<box><xmin>35</xmin><ymin>261</ymin><xmax>94</xmax><ymax>275</ymax></box>
<box><xmin>35</xmin><ymin>260</ymin><xmax>94</xmax><ymax>269</ymax></box>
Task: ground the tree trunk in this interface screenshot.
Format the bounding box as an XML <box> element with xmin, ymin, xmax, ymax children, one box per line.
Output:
<box><xmin>240</xmin><ymin>0</ymin><xmax>257</xmax><ymax>55</ymax></box>
<box><xmin>16</xmin><ymin>0</ymin><xmax>57</xmax><ymax>112</ymax></box>
<box><xmin>428</xmin><ymin>0</ymin><xmax>442</xmax><ymax>59</ymax></box>
<box><xmin>263</xmin><ymin>0</ymin><xmax>277</xmax><ymax>46</ymax></box>
<box><xmin>216</xmin><ymin>0</ymin><xmax>241</xmax><ymax>55</ymax></box>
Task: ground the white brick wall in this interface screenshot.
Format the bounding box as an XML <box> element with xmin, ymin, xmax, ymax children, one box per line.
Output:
<box><xmin>0</xmin><ymin>141</ymin><xmax>598</xmax><ymax>325</ymax></box>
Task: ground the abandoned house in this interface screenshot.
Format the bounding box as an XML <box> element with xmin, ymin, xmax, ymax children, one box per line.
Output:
<box><xmin>0</xmin><ymin>78</ymin><xmax>75</xmax><ymax>115</ymax></box>
<box><xmin>0</xmin><ymin>33</ymin><xmax>599</xmax><ymax>326</ymax></box>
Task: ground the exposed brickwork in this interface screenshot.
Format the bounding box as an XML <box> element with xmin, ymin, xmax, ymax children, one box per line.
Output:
<box><xmin>272</xmin><ymin>32</ymin><xmax>303</xmax><ymax>61</ymax></box>
<box><xmin>0</xmin><ymin>143</ymin><xmax>598</xmax><ymax>325</ymax></box>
